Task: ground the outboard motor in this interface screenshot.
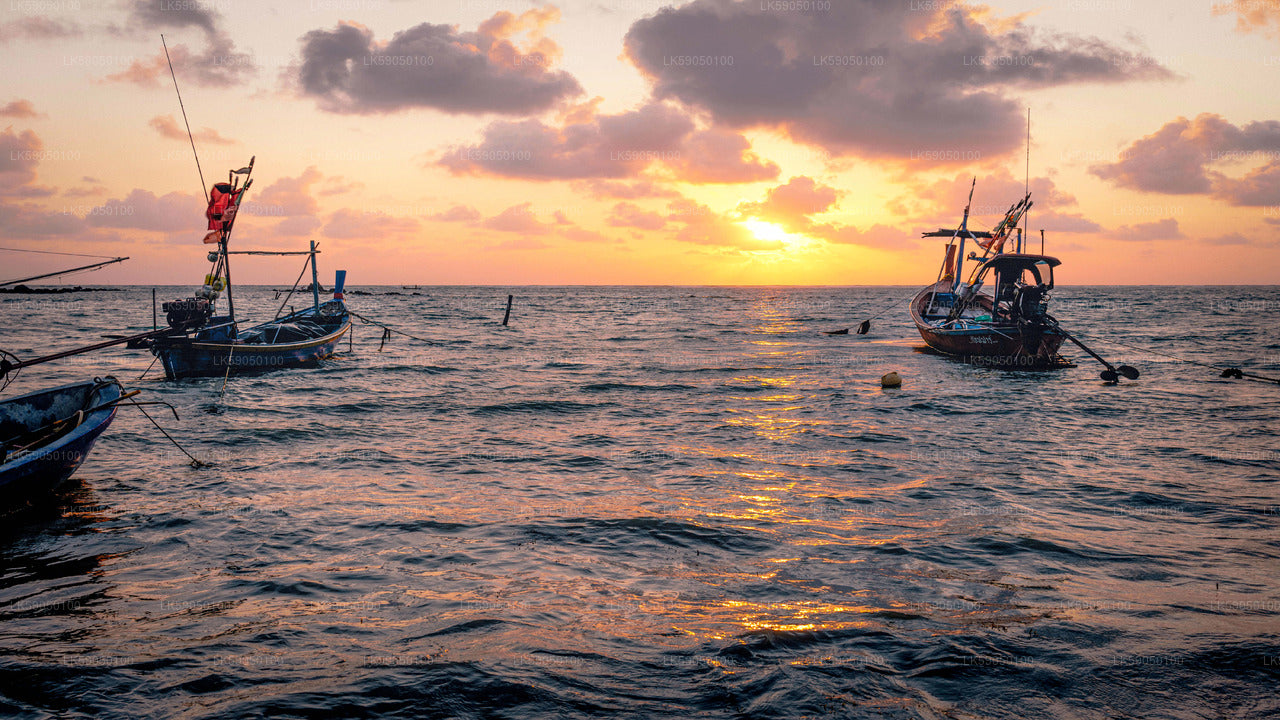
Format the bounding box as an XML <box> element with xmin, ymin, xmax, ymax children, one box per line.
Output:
<box><xmin>162</xmin><ymin>298</ymin><xmax>213</xmax><ymax>330</ymax></box>
<box><xmin>1013</xmin><ymin>283</ymin><xmax>1049</xmax><ymax>322</ymax></box>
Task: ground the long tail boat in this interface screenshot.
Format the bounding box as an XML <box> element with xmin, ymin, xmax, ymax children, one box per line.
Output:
<box><xmin>910</xmin><ymin>180</ymin><xmax>1067</xmax><ymax>368</ymax></box>
<box><xmin>0</xmin><ymin>378</ymin><xmax>123</xmax><ymax>504</ymax></box>
<box><xmin>147</xmin><ymin>158</ymin><xmax>351</xmax><ymax>380</ymax></box>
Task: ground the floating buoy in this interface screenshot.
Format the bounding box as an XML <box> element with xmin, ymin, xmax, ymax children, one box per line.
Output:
<box><xmin>881</xmin><ymin>371</ymin><xmax>902</xmax><ymax>388</ymax></box>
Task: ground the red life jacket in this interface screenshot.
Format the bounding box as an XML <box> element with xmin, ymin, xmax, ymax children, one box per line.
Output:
<box><xmin>205</xmin><ymin>183</ymin><xmax>242</xmax><ymax>232</ymax></box>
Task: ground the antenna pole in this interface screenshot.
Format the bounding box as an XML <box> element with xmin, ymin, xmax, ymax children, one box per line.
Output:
<box><xmin>1024</xmin><ymin>107</ymin><xmax>1034</xmax><ymax>235</ymax></box>
<box><xmin>162</xmin><ymin>34</ymin><xmax>207</xmax><ymax>199</ymax></box>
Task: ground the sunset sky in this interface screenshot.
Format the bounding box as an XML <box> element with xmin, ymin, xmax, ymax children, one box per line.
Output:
<box><xmin>1</xmin><ymin>0</ymin><xmax>1278</xmax><ymax>285</ymax></box>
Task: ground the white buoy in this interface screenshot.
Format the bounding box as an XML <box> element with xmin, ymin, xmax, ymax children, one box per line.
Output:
<box><xmin>881</xmin><ymin>371</ymin><xmax>902</xmax><ymax>388</ymax></box>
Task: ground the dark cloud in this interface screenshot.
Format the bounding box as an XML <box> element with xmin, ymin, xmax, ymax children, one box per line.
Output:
<box><xmin>1090</xmin><ymin>114</ymin><xmax>1280</xmax><ymax>205</ymax></box>
<box><xmin>441</xmin><ymin>101</ymin><xmax>777</xmax><ymax>184</ymax></box>
<box><xmin>108</xmin><ymin>36</ymin><xmax>256</xmax><ymax>88</ymax></box>
<box><xmin>0</xmin><ymin>100</ymin><xmax>42</xmax><ymax>119</ymax></box>
<box><xmin>623</xmin><ymin>0</ymin><xmax>1173</xmax><ymax>161</ymax></box>
<box><xmin>0</xmin><ymin>17</ymin><xmax>82</xmax><ymax>43</ymax></box>
<box><xmin>107</xmin><ymin>2</ymin><xmax>255</xmax><ymax>88</ymax></box>
<box><xmin>149</xmin><ymin>114</ymin><xmax>236</xmax><ymax>145</ymax></box>
<box><xmin>1114</xmin><ymin>218</ymin><xmax>1184</xmax><ymax>242</ymax></box>
<box><xmin>296</xmin><ymin>10</ymin><xmax>582</xmax><ymax>115</ymax></box>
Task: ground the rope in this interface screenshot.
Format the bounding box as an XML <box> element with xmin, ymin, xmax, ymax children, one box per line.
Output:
<box><xmin>348</xmin><ymin>310</ymin><xmax>440</xmax><ymax>346</ymax></box>
<box><xmin>1072</xmin><ymin>330</ymin><xmax>1280</xmax><ymax>385</ymax></box>
<box><xmin>137</xmin><ymin>355</ymin><xmax>159</xmax><ymax>381</ymax></box>
<box><xmin>0</xmin><ymin>247</ymin><xmax>118</xmax><ymax>260</ymax></box>
<box><xmin>128</xmin><ymin>400</ymin><xmax>207</xmax><ymax>467</ymax></box>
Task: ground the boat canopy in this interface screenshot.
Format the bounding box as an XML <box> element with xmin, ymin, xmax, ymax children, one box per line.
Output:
<box><xmin>976</xmin><ymin>253</ymin><xmax>1060</xmax><ymax>288</ymax></box>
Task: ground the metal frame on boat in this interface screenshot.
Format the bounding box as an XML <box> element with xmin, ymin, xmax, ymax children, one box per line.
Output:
<box><xmin>910</xmin><ymin>181</ymin><xmax>1068</xmax><ymax>368</ymax></box>
<box><xmin>145</xmin><ymin>158</ymin><xmax>351</xmax><ymax>380</ymax></box>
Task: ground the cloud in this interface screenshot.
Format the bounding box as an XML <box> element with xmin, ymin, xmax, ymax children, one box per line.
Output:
<box><xmin>432</xmin><ymin>204</ymin><xmax>482</xmax><ymax>222</ymax></box>
<box><xmin>0</xmin><ymin>203</ymin><xmax>86</xmax><ymax>238</ymax></box>
<box><xmin>662</xmin><ymin>197</ymin><xmax>781</xmax><ymax>251</ymax></box>
<box><xmin>623</xmin><ymin>0</ymin><xmax>1172</xmax><ymax>161</ymax></box>
<box><xmin>664</xmin><ymin>128</ymin><xmax>779</xmax><ymax>183</ymax></box>
<box><xmin>295</xmin><ymin>9</ymin><xmax>582</xmax><ymax>115</ymax></box>
<box><xmin>1203</xmin><ymin>232</ymin><xmax>1252</xmax><ymax>245</ymax></box>
<box><xmin>572</xmin><ymin>179</ymin><xmax>682</xmax><ymax>199</ymax></box>
<box><xmin>1090</xmin><ymin>113</ymin><xmax>1280</xmax><ymax>205</ymax></box>
<box><xmin>323</xmin><ymin>208</ymin><xmax>419</xmax><ymax>239</ymax></box>
<box><xmin>561</xmin><ymin>226</ymin><xmax>615</xmax><ymax>243</ymax></box>
<box><xmin>441</xmin><ymin>101</ymin><xmax>777</xmax><ymax>184</ymax></box>
<box><xmin>108</xmin><ymin>36</ymin><xmax>256</xmax><ymax>88</ymax></box>
<box><xmin>149</xmin><ymin>114</ymin><xmax>236</xmax><ymax>145</ymax></box>
<box><xmin>441</xmin><ymin>102</ymin><xmax>691</xmax><ymax>179</ymax></box>
<box><xmin>251</xmin><ymin>167</ymin><xmax>323</xmax><ymax>217</ymax></box>
<box><xmin>607</xmin><ymin>202</ymin><xmax>666</xmax><ymax>230</ymax></box>
<box><xmin>738</xmin><ymin>176</ymin><xmax>838</xmax><ymax>223</ymax></box>
<box><xmin>899</xmin><ymin>170</ymin><xmax>1100</xmax><ymax>234</ymax></box>
<box><xmin>0</xmin><ymin>127</ymin><xmax>44</xmax><ymax>195</ymax></box>
<box><xmin>481</xmin><ymin>202</ymin><xmax>552</xmax><ymax>234</ymax></box>
<box><xmin>734</xmin><ymin>176</ymin><xmax>909</xmax><ymax>249</ymax></box>
<box><xmin>1114</xmin><ymin>217</ymin><xmax>1184</xmax><ymax>242</ymax></box>
<box><xmin>84</xmin><ymin>189</ymin><xmax>203</xmax><ymax>232</ymax></box>
<box><xmin>0</xmin><ymin>100</ymin><xmax>42</xmax><ymax>119</ymax></box>
<box><xmin>106</xmin><ymin>2</ymin><xmax>255</xmax><ymax>88</ymax></box>
<box><xmin>1213</xmin><ymin>0</ymin><xmax>1280</xmax><ymax>38</ymax></box>
<box><xmin>274</xmin><ymin>215</ymin><xmax>322</xmax><ymax>237</ymax></box>
<box><xmin>0</xmin><ymin>17</ymin><xmax>82</xmax><ymax>43</ymax></box>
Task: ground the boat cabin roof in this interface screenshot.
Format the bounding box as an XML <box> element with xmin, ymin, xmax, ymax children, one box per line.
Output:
<box><xmin>979</xmin><ymin>253</ymin><xmax>1060</xmax><ymax>271</ymax></box>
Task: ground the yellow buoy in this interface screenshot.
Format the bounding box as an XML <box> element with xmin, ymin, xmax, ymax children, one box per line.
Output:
<box><xmin>880</xmin><ymin>371</ymin><xmax>902</xmax><ymax>388</ymax></box>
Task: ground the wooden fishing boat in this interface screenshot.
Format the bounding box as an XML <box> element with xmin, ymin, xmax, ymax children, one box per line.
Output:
<box><xmin>146</xmin><ymin>157</ymin><xmax>351</xmax><ymax>380</ymax></box>
<box><xmin>0</xmin><ymin>378</ymin><xmax>123</xmax><ymax>503</ymax></box>
<box><xmin>911</xmin><ymin>182</ymin><xmax>1067</xmax><ymax>368</ymax></box>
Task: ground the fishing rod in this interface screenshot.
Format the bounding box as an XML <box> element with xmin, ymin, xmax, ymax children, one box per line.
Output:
<box><xmin>162</xmin><ymin>33</ymin><xmax>206</xmax><ymax>199</ymax></box>
<box><xmin>0</xmin><ymin>327</ymin><xmax>184</xmax><ymax>381</ymax></box>
<box><xmin>1</xmin><ymin>256</ymin><xmax>129</xmax><ymax>287</ymax></box>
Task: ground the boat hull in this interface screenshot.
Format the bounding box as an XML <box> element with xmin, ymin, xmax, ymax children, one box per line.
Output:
<box><xmin>152</xmin><ymin>320</ymin><xmax>350</xmax><ymax>380</ymax></box>
<box><xmin>0</xmin><ymin>379</ymin><xmax>120</xmax><ymax>504</ymax></box>
<box><xmin>911</xmin><ymin>282</ymin><xmax>1065</xmax><ymax>367</ymax></box>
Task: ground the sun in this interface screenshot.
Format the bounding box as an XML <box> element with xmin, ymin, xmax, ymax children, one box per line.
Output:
<box><xmin>740</xmin><ymin>219</ymin><xmax>814</xmax><ymax>253</ymax></box>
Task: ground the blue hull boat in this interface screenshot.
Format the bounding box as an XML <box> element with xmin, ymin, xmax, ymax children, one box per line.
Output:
<box><xmin>0</xmin><ymin>378</ymin><xmax>122</xmax><ymax>504</ymax></box>
<box><xmin>142</xmin><ymin>156</ymin><xmax>352</xmax><ymax>380</ymax></box>
<box><xmin>151</xmin><ymin>301</ymin><xmax>350</xmax><ymax>380</ymax></box>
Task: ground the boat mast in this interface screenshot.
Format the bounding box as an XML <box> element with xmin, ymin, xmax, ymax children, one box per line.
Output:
<box><xmin>309</xmin><ymin>240</ymin><xmax>320</xmax><ymax>312</ymax></box>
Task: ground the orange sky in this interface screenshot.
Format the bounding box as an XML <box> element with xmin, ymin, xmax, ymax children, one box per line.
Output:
<box><xmin>1</xmin><ymin>0</ymin><xmax>1278</xmax><ymax>285</ymax></box>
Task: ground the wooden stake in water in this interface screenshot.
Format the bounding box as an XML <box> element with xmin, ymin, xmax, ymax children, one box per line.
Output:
<box><xmin>502</xmin><ymin>294</ymin><xmax>513</xmax><ymax>326</ymax></box>
<box><xmin>152</xmin><ymin>288</ymin><xmax>157</xmax><ymax>330</ymax></box>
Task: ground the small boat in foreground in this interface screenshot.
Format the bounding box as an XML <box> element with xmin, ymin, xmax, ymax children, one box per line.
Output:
<box><xmin>0</xmin><ymin>378</ymin><xmax>123</xmax><ymax>504</ymax></box>
<box><xmin>911</xmin><ymin>183</ymin><xmax>1068</xmax><ymax>368</ymax></box>
<box><xmin>146</xmin><ymin>157</ymin><xmax>351</xmax><ymax>380</ymax></box>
